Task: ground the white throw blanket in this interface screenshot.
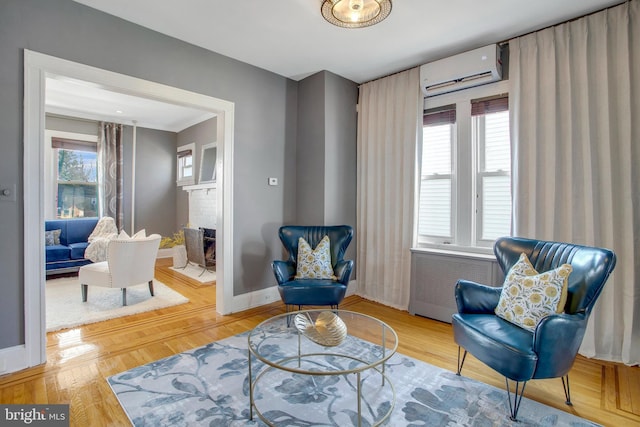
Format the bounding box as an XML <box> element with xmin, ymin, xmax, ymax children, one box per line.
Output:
<box><xmin>85</xmin><ymin>217</ymin><xmax>118</xmax><ymax>262</ymax></box>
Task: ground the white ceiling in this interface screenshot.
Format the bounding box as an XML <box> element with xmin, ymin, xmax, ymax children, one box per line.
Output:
<box><xmin>54</xmin><ymin>0</ymin><xmax>625</xmax><ymax>131</ymax></box>
<box><xmin>46</xmin><ymin>77</ymin><xmax>216</xmax><ymax>132</ymax></box>
<box><xmin>74</xmin><ymin>0</ymin><xmax>624</xmax><ymax>83</ymax></box>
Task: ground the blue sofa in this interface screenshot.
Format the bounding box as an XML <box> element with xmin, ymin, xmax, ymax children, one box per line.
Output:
<box><xmin>45</xmin><ymin>217</ymin><xmax>99</xmax><ymax>276</ymax></box>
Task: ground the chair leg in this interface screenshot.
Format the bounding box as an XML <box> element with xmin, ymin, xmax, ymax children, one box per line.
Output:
<box><xmin>505</xmin><ymin>378</ymin><xmax>527</xmax><ymax>421</ymax></box>
<box><xmin>562</xmin><ymin>375</ymin><xmax>572</xmax><ymax>406</ymax></box>
<box><xmin>148</xmin><ymin>280</ymin><xmax>154</xmax><ymax>296</ymax></box>
<box><xmin>456</xmin><ymin>347</ymin><xmax>467</xmax><ymax>375</ymax></box>
<box><xmin>81</xmin><ymin>284</ymin><xmax>88</xmax><ymax>302</ymax></box>
<box><xmin>122</xmin><ymin>288</ymin><xmax>127</xmax><ymax>306</ymax></box>
<box><xmin>285</xmin><ymin>304</ymin><xmax>293</xmax><ymax>327</ymax></box>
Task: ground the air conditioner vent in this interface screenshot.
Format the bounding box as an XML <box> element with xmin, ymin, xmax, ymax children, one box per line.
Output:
<box><xmin>420</xmin><ymin>45</ymin><xmax>503</xmax><ymax>97</ymax></box>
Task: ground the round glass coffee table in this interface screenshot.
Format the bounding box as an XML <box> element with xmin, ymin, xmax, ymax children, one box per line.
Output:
<box><xmin>248</xmin><ymin>310</ymin><xmax>398</xmax><ymax>427</ymax></box>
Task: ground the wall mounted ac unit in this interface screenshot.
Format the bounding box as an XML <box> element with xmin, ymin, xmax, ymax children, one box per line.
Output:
<box><xmin>420</xmin><ymin>44</ymin><xmax>502</xmax><ymax>97</ymax></box>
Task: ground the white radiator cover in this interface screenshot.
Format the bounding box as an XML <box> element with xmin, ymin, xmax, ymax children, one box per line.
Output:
<box><xmin>409</xmin><ymin>249</ymin><xmax>503</xmax><ymax>323</ymax></box>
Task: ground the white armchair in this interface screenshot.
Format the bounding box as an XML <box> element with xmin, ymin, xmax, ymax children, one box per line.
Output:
<box><xmin>79</xmin><ymin>234</ymin><xmax>161</xmax><ymax>306</ymax></box>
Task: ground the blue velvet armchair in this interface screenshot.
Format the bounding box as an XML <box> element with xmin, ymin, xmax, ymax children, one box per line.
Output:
<box><xmin>452</xmin><ymin>236</ymin><xmax>616</xmax><ymax>420</ymax></box>
<box><xmin>272</xmin><ymin>225</ymin><xmax>354</xmax><ymax>312</ymax></box>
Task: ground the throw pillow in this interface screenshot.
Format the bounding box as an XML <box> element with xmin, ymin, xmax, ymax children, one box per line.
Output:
<box><xmin>132</xmin><ymin>229</ymin><xmax>147</xmax><ymax>239</ymax></box>
<box><xmin>45</xmin><ymin>229</ymin><xmax>61</xmax><ymax>246</ymax></box>
<box><xmin>495</xmin><ymin>253</ymin><xmax>572</xmax><ymax>332</ymax></box>
<box><xmin>117</xmin><ymin>230</ymin><xmax>131</xmax><ymax>239</ymax></box>
<box><xmin>88</xmin><ymin>216</ymin><xmax>117</xmax><ymax>242</ymax></box>
<box><xmin>294</xmin><ymin>235</ymin><xmax>337</xmax><ymax>280</ymax></box>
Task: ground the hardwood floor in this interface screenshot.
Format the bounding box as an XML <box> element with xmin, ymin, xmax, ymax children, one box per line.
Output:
<box><xmin>1</xmin><ymin>258</ymin><xmax>638</xmax><ymax>426</ymax></box>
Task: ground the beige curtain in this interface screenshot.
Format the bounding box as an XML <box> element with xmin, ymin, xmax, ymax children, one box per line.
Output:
<box><xmin>97</xmin><ymin>122</ymin><xmax>124</xmax><ymax>230</ymax></box>
<box><xmin>509</xmin><ymin>0</ymin><xmax>639</xmax><ymax>365</ymax></box>
<box><xmin>356</xmin><ymin>67</ymin><xmax>422</xmax><ymax>309</ymax></box>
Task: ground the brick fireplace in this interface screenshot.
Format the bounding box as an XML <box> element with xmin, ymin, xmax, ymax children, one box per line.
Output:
<box><xmin>186</xmin><ymin>184</ymin><xmax>217</xmax><ymax>229</ymax></box>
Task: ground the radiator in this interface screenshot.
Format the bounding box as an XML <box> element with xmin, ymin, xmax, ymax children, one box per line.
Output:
<box><xmin>409</xmin><ymin>249</ymin><xmax>503</xmax><ymax>323</ymax></box>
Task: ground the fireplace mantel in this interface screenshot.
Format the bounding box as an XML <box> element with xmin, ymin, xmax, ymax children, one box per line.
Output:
<box><xmin>183</xmin><ymin>183</ymin><xmax>216</xmax><ymax>192</ymax></box>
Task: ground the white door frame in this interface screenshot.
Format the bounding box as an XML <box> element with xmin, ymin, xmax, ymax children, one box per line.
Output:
<box><xmin>23</xmin><ymin>50</ymin><xmax>235</xmax><ymax>368</ymax></box>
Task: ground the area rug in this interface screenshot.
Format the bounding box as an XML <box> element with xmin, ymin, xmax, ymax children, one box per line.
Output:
<box><xmin>46</xmin><ymin>277</ymin><xmax>189</xmax><ymax>332</ymax></box>
<box><xmin>108</xmin><ymin>333</ymin><xmax>600</xmax><ymax>427</ymax></box>
<box><xmin>170</xmin><ymin>264</ymin><xmax>216</xmax><ymax>283</ymax></box>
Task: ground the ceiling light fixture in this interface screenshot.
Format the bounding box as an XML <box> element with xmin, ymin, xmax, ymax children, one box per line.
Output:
<box><xmin>321</xmin><ymin>0</ymin><xmax>392</xmax><ymax>28</ymax></box>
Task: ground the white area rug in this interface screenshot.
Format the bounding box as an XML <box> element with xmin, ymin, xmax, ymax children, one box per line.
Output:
<box><xmin>170</xmin><ymin>264</ymin><xmax>216</xmax><ymax>283</ymax></box>
<box><xmin>46</xmin><ymin>277</ymin><xmax>189</xmax><ymax>332</ymax></box>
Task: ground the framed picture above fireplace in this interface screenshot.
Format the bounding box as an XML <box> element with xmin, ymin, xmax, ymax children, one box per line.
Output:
<box><xmin>199</xmin><ymin>142</ymin><xmax>217</xmax><ymax>184</ymax></box>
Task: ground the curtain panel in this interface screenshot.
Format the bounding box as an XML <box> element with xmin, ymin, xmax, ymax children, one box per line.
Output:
<box><xmin>509</xmin><ymin>0</ymin><xmax>639</xmax><ymax>365</ymax></box>
<box><xmin>97</xmin><ymin>122</ymin><xmax>124</xmax><ymax>230</ymax></box>
<box><xmin>356</xmin><ymin>67</ymin><xmax>422</xmax><ymax>310</ymax></box>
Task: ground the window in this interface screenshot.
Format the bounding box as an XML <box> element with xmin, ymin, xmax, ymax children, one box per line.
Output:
<box><xmin>177</xmin><ymin>143</ymin><xmax>195</xmax><ymax>186</ymax></box>
<box><xmin>417</xmin><ymin>84</ymin><xmax>511</xmax><ymax>251</ymax></box>
<box><xmin>52</xmin><ymin>137</ymin><xmax>98</xmax><ymax>218</ymax></box>
<box><xmin>418</xmin><ymin>107</ymin><xmax>456</xmax><ymax>240</ymax></box>
<box><xmin>473</xmin><ymin>97</ymin><xmax>511</xmax><ymax>243</ymax></box>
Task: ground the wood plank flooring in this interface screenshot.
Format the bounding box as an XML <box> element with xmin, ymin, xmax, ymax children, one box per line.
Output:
<box><xmin>1</xmin><ymin>258</ymin><xmax>638</xmax><ymax>426</ymax></box>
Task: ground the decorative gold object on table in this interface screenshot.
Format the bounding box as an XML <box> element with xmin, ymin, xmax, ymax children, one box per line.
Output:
<box><xmin>294</xmin><ymin>311</ymin><xmax>347</xmax><ymax>346</ymax></box>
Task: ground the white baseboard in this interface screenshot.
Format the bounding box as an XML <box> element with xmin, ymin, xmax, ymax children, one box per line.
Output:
<box><xmin>229</xmin><ymin>285</ymin><xmax>281</xmax><ymax>313</ymax></box>
<box><xmin>230</xmin><ymin>280</ymin><xmax>358</xmax><ymax>314</ymax></box>
<box><xmin>346</xmin><ymin>279</ymin><xmax>358</xmax><ymax>297</ymax></box>
<box><xmin>0</xmin><ymin>345</ymin><xmax>30</xmax><ymax>375</ymax></box>
<box><xmin>157</xmin><ymin>248</ymin><xmax>174</xmax><ymax>259</ymax></box>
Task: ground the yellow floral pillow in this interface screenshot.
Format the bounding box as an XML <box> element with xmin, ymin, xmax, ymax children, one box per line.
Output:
<box><xmin>294</xmin><ymin>235</ymin><xmax>337</xmax><ymax>280</ymax></box>
<box><xmin>495</xmin><ymin>253</ymin><xmax>572</xmax><ymax>331</ymax></box>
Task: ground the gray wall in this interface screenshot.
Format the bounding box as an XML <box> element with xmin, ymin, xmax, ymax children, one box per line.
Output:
<box><xmin>323</xmin><ymin>72</ymin><xmax>358</xmax><ymax>228</ymax></box>
<box><xmin>46</xmin><ymin>114</ymin><xmax>99</xmax><ymax>136</ymax></box>
<box><xmin>129</xmin><ymin>127</ymin><xmax>177</xmax><ymax>238</ymax></box>
<box><xmin>296</xmin><ymin>73</ymin><xmax>327</xmax><ymax>224</ymax></box>
<box><xmin>323</xmin><ymin>72</ymin><xmax>358</xmax><ymax>264</ymax></box>
<box><xmin>176</xmin><ymin>118</ymin><xmax>218</xmax><ymax>231</ymax></box>
<box><xmin>0</xmin><ymin>0</ymin><xmax>300</xmax><ymax>349</ymax></box>
<box><xmin>296</xmin><ymin>71</ymin><xmax>358</xmax><ymax>264</ymax></box>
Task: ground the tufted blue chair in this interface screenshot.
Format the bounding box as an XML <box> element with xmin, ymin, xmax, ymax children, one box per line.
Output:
<box><xmin>452</xmin><ymin>236</ymin><xmax>616</xmax><ymax>420</ymax></box>
<box><xmin>272</xmin><ymin>225</ymin><xmax>353</xmax><ymax>313</ymax></box>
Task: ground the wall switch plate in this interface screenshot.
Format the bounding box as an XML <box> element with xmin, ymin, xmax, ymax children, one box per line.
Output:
<box><xmin>0</xmin><ymin>184</ymin><xmax>16</xmax><ymax>202</ymax></box>
<box><xmin>268</xmin><ymin>177</ymin><xmax>278</xmax><ymax>186</ymax></box>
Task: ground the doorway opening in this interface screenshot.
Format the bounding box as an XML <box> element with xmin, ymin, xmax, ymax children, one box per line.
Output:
<box><xmin>24</xmin><ymin>50</ymin><xmax>235</xmax><ymax>369</ymax></box>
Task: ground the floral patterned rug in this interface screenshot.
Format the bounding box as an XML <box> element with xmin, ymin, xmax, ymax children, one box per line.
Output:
<box><xmin>108</xmin><ymin>333</ymin><xmax>600</xmax><ymax>426</ymax></box>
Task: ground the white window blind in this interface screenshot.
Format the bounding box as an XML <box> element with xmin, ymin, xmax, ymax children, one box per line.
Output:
<box><xmin>418</xmin><ymin>107</ymin><xmax>455</xmax><ymax>241</ymax></box>
<box><xmin>473</xmin><ymin>97</ymin><xmax>511</xmax><ymax>242</ymax></box>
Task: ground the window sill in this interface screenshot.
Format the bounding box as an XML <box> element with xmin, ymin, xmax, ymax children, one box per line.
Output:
<box><xmin>410</xmin><ymin>245</ymin><xmax>495</xmax><ymax>260</ymax></box>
